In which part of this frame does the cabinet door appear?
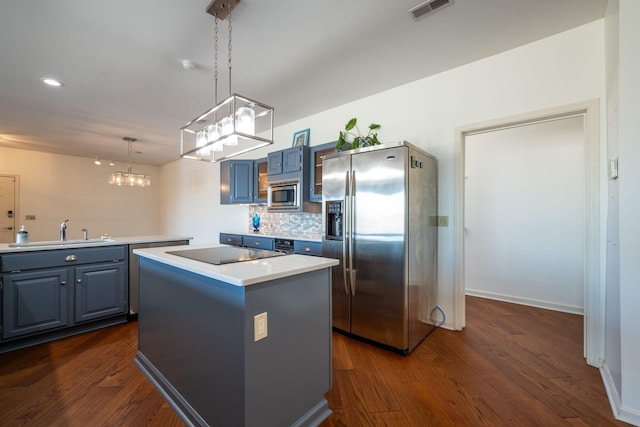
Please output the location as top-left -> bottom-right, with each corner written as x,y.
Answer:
74,262 -> 126,323
282,147 -> 302,173
220,233 -> 242,246
242,236 -> 274,251
2,269 -> 69,339
230,161 -> 254,203
253,158 -> 268,203
267,151 -> 283,175
309,142 -> 337,201
293,240 -> 322,256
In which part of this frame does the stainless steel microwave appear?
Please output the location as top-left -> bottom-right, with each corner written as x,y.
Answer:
267,179 -> 301,211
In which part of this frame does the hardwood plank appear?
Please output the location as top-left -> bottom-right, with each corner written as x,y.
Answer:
0,297 -> 628,426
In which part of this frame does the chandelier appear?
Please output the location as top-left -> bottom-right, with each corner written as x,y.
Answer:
180,0 -> 274,163
109,137 -> 151,187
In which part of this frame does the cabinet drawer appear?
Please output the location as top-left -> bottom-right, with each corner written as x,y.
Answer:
220,233 -> 242,246
1,246 -> 127,272
294,240 -> 322,256
242,236 -> 274,251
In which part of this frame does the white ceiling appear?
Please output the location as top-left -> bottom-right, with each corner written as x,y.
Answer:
0,0 -> 608,166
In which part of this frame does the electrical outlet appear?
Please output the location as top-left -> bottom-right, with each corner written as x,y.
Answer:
254,312 -> 268,342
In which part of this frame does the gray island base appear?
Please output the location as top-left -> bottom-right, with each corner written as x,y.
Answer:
133,246 -> 338,427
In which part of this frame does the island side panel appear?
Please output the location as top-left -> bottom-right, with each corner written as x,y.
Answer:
243,268 -> 333,426
136,257 -> 246,426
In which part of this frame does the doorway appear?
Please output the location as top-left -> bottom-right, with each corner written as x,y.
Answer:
0,175 -> 18,244
453,100 -> 602,367
464,116 -> 585,313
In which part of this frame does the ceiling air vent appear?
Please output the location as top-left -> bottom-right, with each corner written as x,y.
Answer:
409,0 -> 453,20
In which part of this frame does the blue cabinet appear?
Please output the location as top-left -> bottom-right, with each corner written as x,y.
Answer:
220,158 -> 267,204
74,262 -> 126,323
268,146 -> 304,177
220,160 -> 254,204
0,246 -> 128,344
309,142 -> 336,202
253,157 -> 268,203
1,268 -> 69,339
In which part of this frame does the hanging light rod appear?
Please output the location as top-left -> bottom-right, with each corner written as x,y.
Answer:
181,0 -> 274,163
206,0 -> 239,20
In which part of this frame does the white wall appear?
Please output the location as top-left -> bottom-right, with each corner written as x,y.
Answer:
160,20 -> 606,327
617,0 -> 640,419
158,158 -> 247,245
0,147 -> 161,240
464,117 -> 585,313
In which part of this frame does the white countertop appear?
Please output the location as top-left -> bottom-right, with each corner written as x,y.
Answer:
0,235 -> 193,254
134,243 -> 338,287
224,231 -> 322,242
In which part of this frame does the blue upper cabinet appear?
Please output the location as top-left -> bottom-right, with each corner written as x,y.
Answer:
221,159 -> 267,205
268,146 -> 303,177
253,158 -> 268,203
309,142 -> 337,202
220,160 -> 253,204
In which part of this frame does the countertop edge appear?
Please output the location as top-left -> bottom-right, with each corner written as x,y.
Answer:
134,244 -> 338,287
0,235 -> 193,253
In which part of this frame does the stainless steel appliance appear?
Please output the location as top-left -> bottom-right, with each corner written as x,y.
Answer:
267,179 -> 301,211
274,238 -> 295,254
322,141 -> 438,353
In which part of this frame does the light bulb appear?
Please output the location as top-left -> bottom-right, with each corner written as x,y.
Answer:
220,116 -> 238,146
236,107 -> 255,135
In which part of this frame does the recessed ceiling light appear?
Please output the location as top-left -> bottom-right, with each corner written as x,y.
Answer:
41,77 -> 63,87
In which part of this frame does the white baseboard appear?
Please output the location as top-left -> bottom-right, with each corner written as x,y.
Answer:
600,362 -> 640,426
465,289 -> 584,315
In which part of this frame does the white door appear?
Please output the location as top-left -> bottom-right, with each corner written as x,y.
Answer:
0,175 -> 17,244
464,116 -> 585,313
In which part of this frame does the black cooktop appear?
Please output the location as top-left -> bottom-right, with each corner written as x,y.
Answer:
167,246 -> 285,265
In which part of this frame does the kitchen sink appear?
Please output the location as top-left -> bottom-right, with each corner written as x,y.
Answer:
8,239 -> 114,248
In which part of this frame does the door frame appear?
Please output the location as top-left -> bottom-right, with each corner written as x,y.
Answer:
0,174 -> 20,244
453,99 -> 602,367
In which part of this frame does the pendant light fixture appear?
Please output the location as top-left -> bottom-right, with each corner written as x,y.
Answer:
109,137 -> 151,187
180,0 -> 274,162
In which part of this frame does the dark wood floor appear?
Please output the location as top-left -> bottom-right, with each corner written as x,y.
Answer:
0,297 -> 626,426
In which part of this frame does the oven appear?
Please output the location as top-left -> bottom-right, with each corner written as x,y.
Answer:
274,238 -> 295,254
267,179 -> 301,211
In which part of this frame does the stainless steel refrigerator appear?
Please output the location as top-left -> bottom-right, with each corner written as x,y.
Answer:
322,141 -> 437,353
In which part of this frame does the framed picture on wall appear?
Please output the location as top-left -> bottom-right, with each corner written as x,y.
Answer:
292,129 -> 310,147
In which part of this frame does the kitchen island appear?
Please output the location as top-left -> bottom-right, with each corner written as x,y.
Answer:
133,244 -> 339,427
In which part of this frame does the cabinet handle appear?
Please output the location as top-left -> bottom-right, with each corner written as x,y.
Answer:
65,255 -> 77,262
255,242 -> 259,246
227,238 -> 232,242
60,281 -> 66,285
304,247 -> 311,252
77,279 -> 82,284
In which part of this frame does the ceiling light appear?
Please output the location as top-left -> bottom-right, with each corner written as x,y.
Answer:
180,0 -> 274,163
109,137 -> 151,187
108,160 -> 115,166
41,77 -> 62,87
94,156 -> 102,165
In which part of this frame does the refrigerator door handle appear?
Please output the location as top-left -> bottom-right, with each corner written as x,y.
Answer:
349,170 -> 356,296
342,170 -> 350,295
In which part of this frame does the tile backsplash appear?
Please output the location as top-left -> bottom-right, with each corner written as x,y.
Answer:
248,206 -> 322,235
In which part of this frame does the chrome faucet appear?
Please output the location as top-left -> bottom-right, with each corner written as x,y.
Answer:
82,228 -> 88,240
60,219 -> 69,242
